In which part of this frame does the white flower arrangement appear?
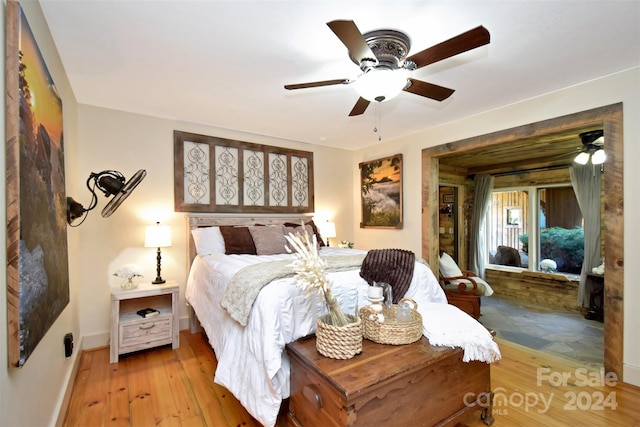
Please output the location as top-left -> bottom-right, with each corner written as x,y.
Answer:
113,264 -> 144,280
540,259 -> 557,273
592,263 -> 605,275
285,226 -> 349,326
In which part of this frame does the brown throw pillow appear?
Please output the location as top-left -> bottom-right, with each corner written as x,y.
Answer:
248,225 -> 287,255
220,226 -> 257,255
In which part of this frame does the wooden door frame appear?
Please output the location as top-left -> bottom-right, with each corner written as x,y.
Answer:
422,103 -> 624,379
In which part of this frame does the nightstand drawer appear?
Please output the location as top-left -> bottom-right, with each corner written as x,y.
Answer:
110,281 -> 180,363
119,317 -> 172,347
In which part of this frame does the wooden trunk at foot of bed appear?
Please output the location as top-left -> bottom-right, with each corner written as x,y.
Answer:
286,336 -> 494,427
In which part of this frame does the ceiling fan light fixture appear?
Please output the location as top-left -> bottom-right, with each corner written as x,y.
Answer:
354,68 -> 408,102
580,130 -> 604,146
574,151 -> 590,165
574,129 -> 605,165
591,149 -> 606,165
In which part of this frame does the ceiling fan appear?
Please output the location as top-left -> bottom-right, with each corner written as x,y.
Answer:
284,20 -> 490,116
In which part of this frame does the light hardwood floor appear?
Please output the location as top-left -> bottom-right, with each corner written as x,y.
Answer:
64,330 -> 640,426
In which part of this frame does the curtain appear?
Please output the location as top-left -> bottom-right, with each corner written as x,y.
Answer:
570,164 -> 602,307
469,174 -> 494,278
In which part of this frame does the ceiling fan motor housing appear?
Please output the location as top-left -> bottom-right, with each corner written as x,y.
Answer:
351,29 -> 413,71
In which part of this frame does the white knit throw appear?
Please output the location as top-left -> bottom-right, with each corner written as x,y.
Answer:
420,302 -> 501,363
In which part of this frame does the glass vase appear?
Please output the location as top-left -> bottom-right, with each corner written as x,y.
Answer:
121,277 -> 139,290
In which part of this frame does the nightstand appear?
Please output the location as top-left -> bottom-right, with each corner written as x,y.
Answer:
110,280 -> 180,363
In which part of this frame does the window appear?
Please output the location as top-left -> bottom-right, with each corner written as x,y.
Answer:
487,186 -> 584,274
487,190 -> 528,267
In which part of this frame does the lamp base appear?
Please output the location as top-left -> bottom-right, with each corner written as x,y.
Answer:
152,247 -> 166,285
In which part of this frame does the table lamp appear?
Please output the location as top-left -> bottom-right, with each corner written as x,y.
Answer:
145,222 -> 172,284
321,221 -> 336,247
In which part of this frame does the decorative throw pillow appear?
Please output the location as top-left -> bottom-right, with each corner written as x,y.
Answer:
220,226 -> 257,255
283,224 -> 315,241
284,221 -> 325,246
191,226 -> 226,256
248,225 -> 288,255
439,252 -> 463,278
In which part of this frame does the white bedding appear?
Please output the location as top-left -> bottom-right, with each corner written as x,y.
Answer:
185,247 -> 447,427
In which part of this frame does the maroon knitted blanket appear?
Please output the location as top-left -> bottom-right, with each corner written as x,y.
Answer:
359,249 -> 415,303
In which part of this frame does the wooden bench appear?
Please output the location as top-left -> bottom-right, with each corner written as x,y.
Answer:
286,336 -> 494,427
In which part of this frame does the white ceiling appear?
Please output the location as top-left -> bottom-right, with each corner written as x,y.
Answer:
39,1 -> 640,151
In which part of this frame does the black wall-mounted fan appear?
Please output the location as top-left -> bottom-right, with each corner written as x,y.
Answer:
284,20 -> 490,116
67,169 -> 146,226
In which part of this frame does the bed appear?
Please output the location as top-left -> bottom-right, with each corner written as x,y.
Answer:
184,214 -> 499,427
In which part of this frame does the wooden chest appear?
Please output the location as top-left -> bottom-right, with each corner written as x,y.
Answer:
286,336 -> 493,427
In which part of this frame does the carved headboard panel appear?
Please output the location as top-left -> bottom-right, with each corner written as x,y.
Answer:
185,213 -> 312,272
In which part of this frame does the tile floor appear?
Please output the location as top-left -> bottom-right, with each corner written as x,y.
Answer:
479,295 -> 604,368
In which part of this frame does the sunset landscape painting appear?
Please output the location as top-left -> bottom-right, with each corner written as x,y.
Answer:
6,2 -> 69,367
359,154 -> 403,228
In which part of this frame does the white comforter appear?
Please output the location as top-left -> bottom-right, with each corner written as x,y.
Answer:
185,247 -> 447,427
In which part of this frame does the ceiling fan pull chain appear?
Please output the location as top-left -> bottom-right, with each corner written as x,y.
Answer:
374,102 -> 382,141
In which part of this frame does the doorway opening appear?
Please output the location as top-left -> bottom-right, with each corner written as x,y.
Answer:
422,103 -> 623,379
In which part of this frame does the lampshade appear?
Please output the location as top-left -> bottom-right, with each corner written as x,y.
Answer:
354,68 -> 408,102
145,223 -> 172,248
320,221 -> 336,239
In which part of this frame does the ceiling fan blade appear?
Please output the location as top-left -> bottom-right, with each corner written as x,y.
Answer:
404,78 -> 455,101
349,97 -> 370,116
406,26 -> 490,69
284,78 -> 352,90
327,20 -> 377,64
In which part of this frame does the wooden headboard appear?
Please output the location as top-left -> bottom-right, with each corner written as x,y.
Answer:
185,213 -> 313,272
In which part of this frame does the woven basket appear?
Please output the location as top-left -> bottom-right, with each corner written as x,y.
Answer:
315,315 -> 363,359
359,298 -> 423,345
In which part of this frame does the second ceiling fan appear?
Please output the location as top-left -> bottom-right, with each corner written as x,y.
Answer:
285,20 -> 490,116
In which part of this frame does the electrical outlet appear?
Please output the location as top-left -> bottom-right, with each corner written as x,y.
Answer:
64,333 -> 73,358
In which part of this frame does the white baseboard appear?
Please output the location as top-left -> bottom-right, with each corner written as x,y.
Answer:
623,363 -> 640,387
54,336 -> 84,427
82,331 -> 109,350
180,314 -> 191,332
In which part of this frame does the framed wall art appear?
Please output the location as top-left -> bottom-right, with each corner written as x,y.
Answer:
174,130 -> 314,213
442,194 -> 454,204
5,1 -> 70,367
506,207 -> 522,227
359,154 -> 403,229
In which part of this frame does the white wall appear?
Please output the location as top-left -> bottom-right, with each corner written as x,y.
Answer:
1,1 -> 82,426
352,68 -> 640,386
1,5 -> 354,424
75,105 -> 355,346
